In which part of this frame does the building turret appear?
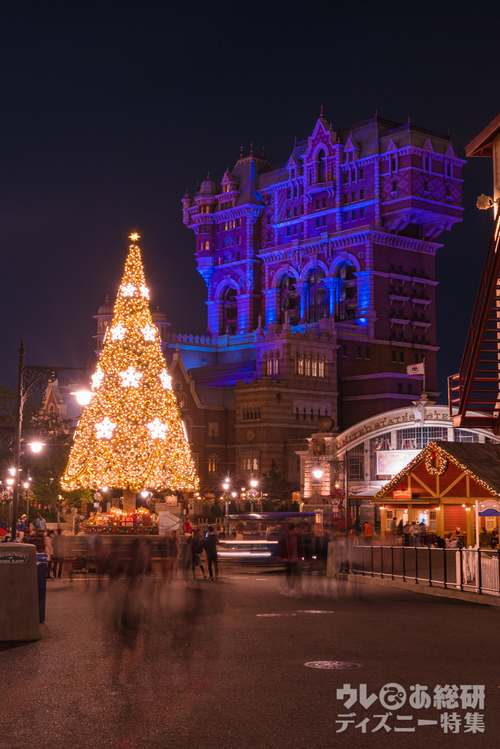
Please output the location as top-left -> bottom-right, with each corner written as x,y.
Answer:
151,306 -> 171,350
93,295 -> 114,357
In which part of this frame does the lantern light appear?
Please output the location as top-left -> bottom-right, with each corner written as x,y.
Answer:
71,389 -> 93,406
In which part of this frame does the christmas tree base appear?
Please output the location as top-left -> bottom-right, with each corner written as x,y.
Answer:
123,488 -> 136,513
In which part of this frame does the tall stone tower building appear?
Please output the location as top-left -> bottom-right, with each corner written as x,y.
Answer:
95,113 -> 464,490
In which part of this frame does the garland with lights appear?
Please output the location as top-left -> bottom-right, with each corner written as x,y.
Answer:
61,234 -> 198,493
375,441 -> 500,498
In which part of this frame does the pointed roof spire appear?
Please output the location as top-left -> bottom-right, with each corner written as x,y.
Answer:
207,171 -> 210,179
183,188 -> 190,199
262,145 -> 266,158
294,135 -> 297,147
375,109 -> 378,118
250,142 -> 255,156
320,105 -> 324,118
239,145 -> 244,159
408,116 -> 411,126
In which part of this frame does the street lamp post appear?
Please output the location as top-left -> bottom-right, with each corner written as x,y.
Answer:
9,341 -> 88,542
23,480 -> 31,527
223,481 -> 230,534
249,478 -> 259,512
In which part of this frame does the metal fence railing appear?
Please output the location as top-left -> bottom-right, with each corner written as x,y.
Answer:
342,545 -> 500,596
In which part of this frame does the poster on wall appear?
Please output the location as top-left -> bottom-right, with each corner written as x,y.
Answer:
376,450 -> 419,477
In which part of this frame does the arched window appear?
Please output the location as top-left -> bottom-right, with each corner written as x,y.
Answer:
279,275 -> 300,324
222,287 -> 238,335
334,261 -> 357,321
296,353 -> 304,375
180,393 -> 188,408
317,149 -> 327,183
208,453 -> 219,473
306,268 -> 328,323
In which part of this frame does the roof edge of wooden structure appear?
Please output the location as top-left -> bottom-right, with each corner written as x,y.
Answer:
465,113 -> 500,158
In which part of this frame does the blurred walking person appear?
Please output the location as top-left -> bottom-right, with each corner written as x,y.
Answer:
280,523 -> 300,595
52,529 -> 65,579
363,521 -> 373,545
191,529 -> 207,579
45,530 -> 55,579
165,530 -> 180,583
203,526 -> 219,581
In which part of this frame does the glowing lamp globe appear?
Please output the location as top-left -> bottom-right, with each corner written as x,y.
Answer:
250,479 -> 258,489
29,442 -> 44,454
312,468 -> 323,480
72,389 -> 93,406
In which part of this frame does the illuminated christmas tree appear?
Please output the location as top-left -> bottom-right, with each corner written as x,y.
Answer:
62,233 -> 198,508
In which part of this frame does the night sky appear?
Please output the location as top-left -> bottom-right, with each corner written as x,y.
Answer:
1,1 -> 497,403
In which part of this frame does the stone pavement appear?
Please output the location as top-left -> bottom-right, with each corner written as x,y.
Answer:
1,571 -> 498,749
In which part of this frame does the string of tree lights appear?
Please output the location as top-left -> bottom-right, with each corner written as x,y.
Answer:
61,234 -> 198,505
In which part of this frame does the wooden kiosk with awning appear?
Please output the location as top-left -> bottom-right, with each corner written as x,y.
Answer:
375,441 -> 500,546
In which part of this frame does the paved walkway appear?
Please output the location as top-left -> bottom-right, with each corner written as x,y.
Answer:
1,572 -> 498,748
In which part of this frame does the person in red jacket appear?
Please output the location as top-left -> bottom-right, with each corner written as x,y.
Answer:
363,522 -> 373,545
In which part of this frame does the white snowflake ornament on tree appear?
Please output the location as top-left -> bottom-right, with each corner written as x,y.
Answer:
111,323 -> 126,341
120,366 -> 143,388
160,369 -> 172,390
140,285 -> 149,299
147,418 -> 168,440
142,324 -> 156,341
92,368 -> 104,390
122,283 -> 135,297
95,417 -> 116,439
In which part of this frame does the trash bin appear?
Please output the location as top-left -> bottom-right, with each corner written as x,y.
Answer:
37,553 -> 48,623
0,542 -> 40,641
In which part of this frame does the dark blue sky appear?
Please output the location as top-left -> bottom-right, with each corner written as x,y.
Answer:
1,1 -> 497,401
